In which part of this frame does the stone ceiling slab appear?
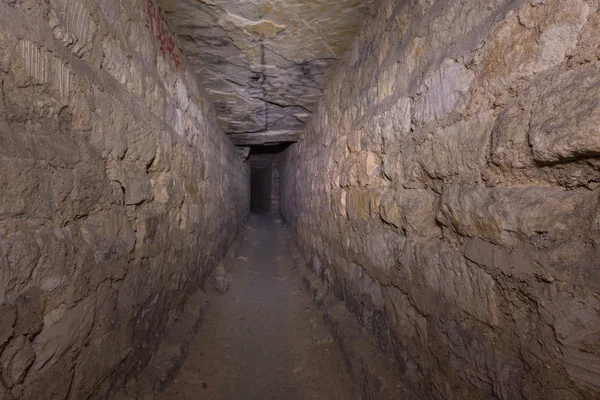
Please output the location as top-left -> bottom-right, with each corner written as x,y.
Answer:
160,0 -> 374,138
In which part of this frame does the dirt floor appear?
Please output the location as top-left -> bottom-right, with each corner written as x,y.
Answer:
156,214 -> 361,400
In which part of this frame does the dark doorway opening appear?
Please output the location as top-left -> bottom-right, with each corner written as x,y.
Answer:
251,165 -> 272,213
248,143 -> 291,214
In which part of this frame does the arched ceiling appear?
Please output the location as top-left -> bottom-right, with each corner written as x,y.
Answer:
159,0 -> 374,145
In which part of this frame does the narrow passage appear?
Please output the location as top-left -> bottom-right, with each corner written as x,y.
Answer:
158,215 -> 361,400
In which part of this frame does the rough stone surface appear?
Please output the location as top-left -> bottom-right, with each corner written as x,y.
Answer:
159,0 -> 374,136
0,1 -> 249,399
530,63 -> 600,163
438,185 -> 597,245
115,289 -> 210,399
213,265 -> 231,294
286,228 -> 419,400
280,0 -> 600,398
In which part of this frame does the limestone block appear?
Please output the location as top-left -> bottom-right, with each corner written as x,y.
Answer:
377,62 -> 398,102
419,111 -> 495,180
0,382 -> 10,400
358,272 -> 384,309
71,161 -> 110,216
465,238 -> 537,278
534,0 -> 589,69
384,286 -> 428,344
530,64 -> 600,163
28,228 -> 76,297
3,232 -> 41,299
331,188 -> 347,217
31,297 -> 95,373
440,319 -> 524,400
481,0 -> 589,92
417,241 -> 498,325
106,162 -> 152,205
22,347 -> 75,400
13,288 -> 43,337
339,156 -> 359,188
382,144 -> 403,182
69,91 -> 93,132
149,132 -> 174,173
359,152 -> 382,186
359,117 -> 384,153
346,188 -> 371,221
380,190 -> 402,228
145,81 -> 167,119
491,101 -> 534,169
214,265 -> 230,294
28,135 -> 81,168
0,335 -> 35,387
16,40 -> 51,86
347,129 -> 362,153
414,59 -> 474,124
570,9 -> 600,64
186,202 -> 202,227
0,131 -> 33,160
379,97 -> 412,149
102,38 -> 138,94
380,189 -> 439,236
540,292 -> 600,391
368,187 -> 383,218
67,328 -> 132,400
400,190 -> 439,237
80,210 -> 136,266
0,305 -> 16,348
48,0 -> 97,58
426,0 -> 512,52
0,158 -> 54,219
133,209 -> 164,259
439,185 -> 598,245
151,172 -> 174,205
125,127 -> 158,167
344,225 -> 403,284
97,0 -> 119,26
90,89 -> 127,160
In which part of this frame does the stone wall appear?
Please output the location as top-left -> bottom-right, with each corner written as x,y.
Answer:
0,0 -> 250,399
270,157 -> 280,215
280,0 -> 600,398
280,144 -> 298,227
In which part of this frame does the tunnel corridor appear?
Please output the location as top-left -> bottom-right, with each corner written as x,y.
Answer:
1,0 -> 600,399
250,167 -> 272,214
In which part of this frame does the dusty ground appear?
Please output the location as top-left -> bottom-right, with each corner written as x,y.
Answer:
157,214 -> 361,400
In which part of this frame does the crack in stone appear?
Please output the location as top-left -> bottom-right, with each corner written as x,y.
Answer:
163,0 -> 371,135
252,97 -> 312,114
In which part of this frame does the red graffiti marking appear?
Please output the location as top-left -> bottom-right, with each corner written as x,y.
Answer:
145,0 -> 182,68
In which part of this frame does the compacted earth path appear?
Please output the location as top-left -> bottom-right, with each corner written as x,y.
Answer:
157,214 -> 361,400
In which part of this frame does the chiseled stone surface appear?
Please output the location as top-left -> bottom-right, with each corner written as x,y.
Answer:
0,0 -> 249,399
281,0 -> 600,398
158,0 -> 374,135
530,63 -> 600,163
